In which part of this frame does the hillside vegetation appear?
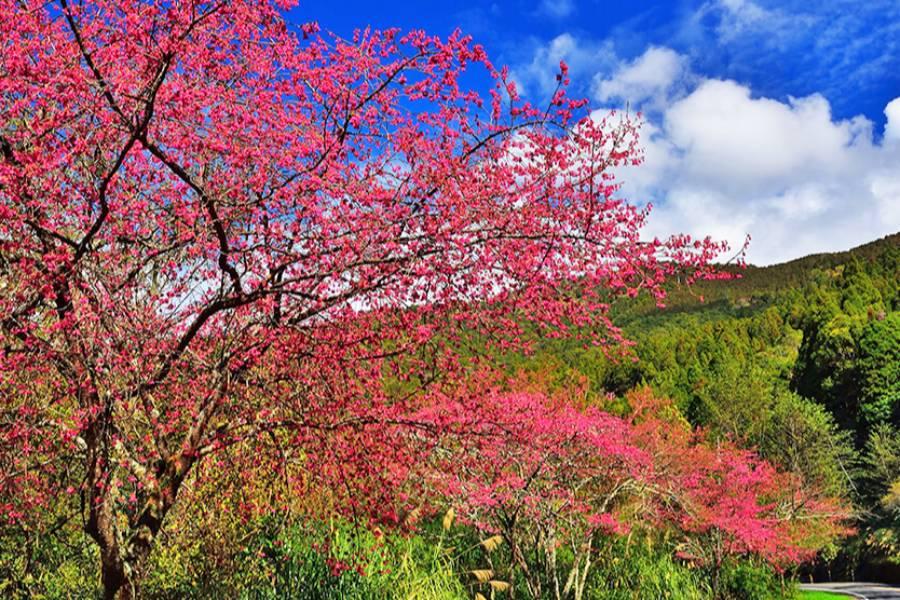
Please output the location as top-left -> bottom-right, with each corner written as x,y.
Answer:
3,233 -> 896,598
521,232 -> 900,582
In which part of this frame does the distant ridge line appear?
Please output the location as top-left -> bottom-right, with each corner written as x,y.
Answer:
743,231 -> 900,271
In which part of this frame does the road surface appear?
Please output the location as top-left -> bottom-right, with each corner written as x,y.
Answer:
800,582 -> 900,599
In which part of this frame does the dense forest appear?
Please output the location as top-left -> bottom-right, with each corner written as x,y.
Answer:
516,232 -> 900,585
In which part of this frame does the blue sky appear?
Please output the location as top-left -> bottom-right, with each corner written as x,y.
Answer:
289,0 -> 900,264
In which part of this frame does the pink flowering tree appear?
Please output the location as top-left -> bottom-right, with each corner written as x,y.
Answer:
662,442 -> 850,594
626,389 -> 852,596
431,388 -> 648,600
424,383 -> 850,600
0,1 -> 726,597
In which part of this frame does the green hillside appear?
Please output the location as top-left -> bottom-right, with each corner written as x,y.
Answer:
524,232 -> 900,582
614,232 -> 900,327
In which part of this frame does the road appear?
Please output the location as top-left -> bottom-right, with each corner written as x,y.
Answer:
800,582 -> 900,599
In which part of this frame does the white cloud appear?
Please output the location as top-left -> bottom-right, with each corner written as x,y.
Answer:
537,0 -> 574,19
663,81 -> 874,193
588,47 -> 900,265
512,36 -> 900,264
884,97 -> 900,143
593,47 -> 691,111
870,173 -> 900,226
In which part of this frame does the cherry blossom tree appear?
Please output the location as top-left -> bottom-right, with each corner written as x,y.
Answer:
426,383 -> 849,600
0,1 -> 726,597
626,389 -> 852,597
442,392 -> 645,600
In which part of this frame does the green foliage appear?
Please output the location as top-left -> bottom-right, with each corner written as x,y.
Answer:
857,313 -> 900,427
586,536 -> 708,600
717,560 -> 794,600
858,424 -> 900,565
237,522 -> 388,600
759,393 -> 857,498
792,245 -> 900,441
0,504 -> 100,599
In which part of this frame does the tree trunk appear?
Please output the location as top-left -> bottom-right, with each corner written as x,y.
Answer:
82,376 -> 221,597
574,536 -> 593,600
101,562 -> 133,600
85,425 -> 188,599
96,491 -> 169,599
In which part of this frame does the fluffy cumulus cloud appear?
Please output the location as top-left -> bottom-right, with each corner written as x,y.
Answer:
885,98 -> 900,143
590,48 -> 900,264
593,47 -> 692,111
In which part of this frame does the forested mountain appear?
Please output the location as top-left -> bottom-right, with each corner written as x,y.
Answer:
518,232 -> 900,583
614,232 -> 900,323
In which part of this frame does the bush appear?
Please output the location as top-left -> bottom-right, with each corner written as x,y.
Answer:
717,561 -> 795,600
586,536 -> 708,600
237,521 -> 467,600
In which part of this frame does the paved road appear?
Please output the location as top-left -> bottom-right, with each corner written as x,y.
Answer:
801,582 -> 900,599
